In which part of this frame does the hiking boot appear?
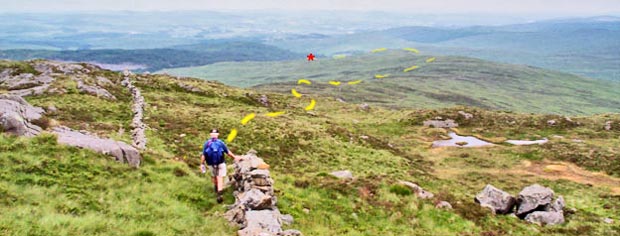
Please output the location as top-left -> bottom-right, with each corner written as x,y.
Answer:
216,191 -> 223,203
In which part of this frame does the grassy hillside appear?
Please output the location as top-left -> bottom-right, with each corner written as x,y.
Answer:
266,19 -> 620,81
160,50 -> 620,115
2,60 -> 620,235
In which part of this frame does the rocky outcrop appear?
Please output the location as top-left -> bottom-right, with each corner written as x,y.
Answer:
604,121 -> 612,131
359,103 -> 370,111
475,184 -> 516,214
399,180 -> 435,199
178,82 -> 202,93
1,67 -> 54,97
259,95 -> 269,107
475,184 -> 565,226
76,80 -> 116,100
122,72 -> 147,150
0,72 -> 54,90
0,94 -> 140,167
458,111 -> 473,120
225,150 -> 301,236
0,94 -> 44,136
436,201 -> 453,209
423,119 -> 458,128
330,170 -> 353,180
53,126 -> 141,167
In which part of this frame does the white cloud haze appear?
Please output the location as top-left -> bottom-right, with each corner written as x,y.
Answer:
2,0 -> 620,16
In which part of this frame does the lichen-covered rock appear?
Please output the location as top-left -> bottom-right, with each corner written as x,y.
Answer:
436,201 -> 453,209
524,211 -> 565,226
399,180 -> 434,199
604,121 -> 612,131
330,170 -> 353,180
8,84 -> 51,97
458,111 -> 474,120
0,95 -> 45,136
76,80 -> 116,100
0,72 -> 54,89
423,119 -> 458,128
239,188 -> 275,210
546,195 -> 565,213
53,126 -> 141,167
279,214 -> 294,225
238,209 -> 282,236
516,184 -> 554,218
259,95 -> 269,107
278,229 -> 303,236
359,103 -> 370,111
475,184 -> 516,214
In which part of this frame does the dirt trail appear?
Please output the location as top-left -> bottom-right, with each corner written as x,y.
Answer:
519,160 -> 620,195
435,159 -> 620,195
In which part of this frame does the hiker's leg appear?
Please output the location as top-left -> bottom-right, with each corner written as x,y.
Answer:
211,176 -> 218,193
216,163 -> 226,192
216,176 -> 224,192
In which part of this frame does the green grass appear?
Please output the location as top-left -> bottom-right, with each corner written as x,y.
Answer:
160,50 -> 620,115
2,60 -> 620,235
0,134 -> 235,236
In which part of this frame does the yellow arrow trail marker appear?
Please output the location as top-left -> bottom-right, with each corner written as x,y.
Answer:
297,79 -> 311,85
241,113 -> 256,125
328,81 -> 341,86
265,111 -> 285,117
403,65 -> 419,72
333,54 -> 347,59
426,57 -> 436,63
371,48 -> 387,53
226,128 -> 238,143
374,74 -> 390,79
403,47 -> 419,53
347,80 -> 362,85
291,89 -> 302,98
305,99 -> 316,111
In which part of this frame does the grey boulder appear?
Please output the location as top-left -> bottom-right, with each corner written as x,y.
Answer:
53,126 -> 141,167
475,184 -> 516,214
330,170 -> 353,180
524,211 -> 565,226
516,184 -> 554,218
0,95 -> 45,136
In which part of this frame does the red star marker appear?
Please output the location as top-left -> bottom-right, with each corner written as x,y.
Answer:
307,53 -> 315,61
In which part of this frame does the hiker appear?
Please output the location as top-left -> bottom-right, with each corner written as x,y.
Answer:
200,129 -> 240,203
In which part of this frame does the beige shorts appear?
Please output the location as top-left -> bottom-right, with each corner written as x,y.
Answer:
208,163 -> 227,177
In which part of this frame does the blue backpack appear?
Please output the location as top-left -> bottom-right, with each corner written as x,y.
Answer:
203,139 -> 225,165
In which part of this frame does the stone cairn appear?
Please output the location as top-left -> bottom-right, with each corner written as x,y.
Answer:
225,150 -> 302,236
122,70 -> 147,150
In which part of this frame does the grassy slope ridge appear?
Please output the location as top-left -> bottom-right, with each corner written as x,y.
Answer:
1,60 -> 620,235
160,50 -> 620,115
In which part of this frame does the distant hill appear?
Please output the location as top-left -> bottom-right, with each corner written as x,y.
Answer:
0,41 -> 304,72
266,17 -> 620,81
161,50 -> 620,115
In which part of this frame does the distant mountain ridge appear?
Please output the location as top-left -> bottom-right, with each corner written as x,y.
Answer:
266,17 -> 620,81
0,41 -> 304,72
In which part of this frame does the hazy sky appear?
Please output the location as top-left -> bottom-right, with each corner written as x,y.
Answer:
2,0 -> 620,16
